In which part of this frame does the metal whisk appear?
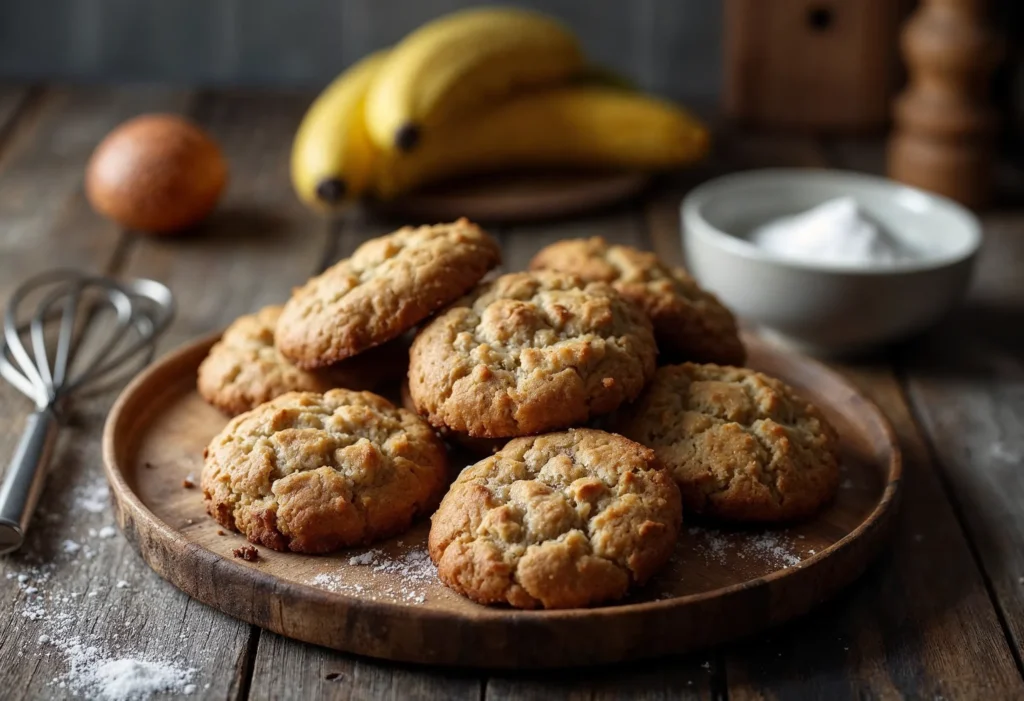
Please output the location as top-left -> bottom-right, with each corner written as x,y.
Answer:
0,269 -> 174,554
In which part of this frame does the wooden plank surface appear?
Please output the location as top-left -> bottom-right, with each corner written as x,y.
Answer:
725,363 -> 1024,699
0,86 -> 229,700
249,632 -> 482,701
485,656 -> 721,701
829,136 -> 1024,667
118,91 -> 331,342
112,91 -> 333,700
900,213 -> 1024,663
649,134 -> 1024,699
0,87 -> 188,299
1,85 -> 1022,700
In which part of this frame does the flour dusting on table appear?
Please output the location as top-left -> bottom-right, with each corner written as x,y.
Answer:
53,639 -> 196,700
72,476 -> 111,514
4,472 -> 204,700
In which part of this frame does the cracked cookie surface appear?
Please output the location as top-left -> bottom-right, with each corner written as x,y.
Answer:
202,389 -> 448,553
613,363 -> 839,522
277,218 -> 500,369
428,428 -> 681,609
408,270 -> 657,438
400,379 -> 505,457
197,305 -> 406,416
530,237 -> 745,365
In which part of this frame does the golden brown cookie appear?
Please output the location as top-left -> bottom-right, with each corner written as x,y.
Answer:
197,306 -> 408,416
202,389 -> 448,553
613,363 -> 839,522
428,428 -> 681,609
529,237 -> 745,365
408,270 -> 657,438
399,380 -> 504,457
276,219 -> 500,369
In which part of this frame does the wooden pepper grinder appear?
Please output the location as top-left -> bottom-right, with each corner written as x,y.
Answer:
888,0 -> 1003,208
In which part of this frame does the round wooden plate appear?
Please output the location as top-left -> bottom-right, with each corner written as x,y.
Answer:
369,171 -> 651,223
102,333 -> 901,669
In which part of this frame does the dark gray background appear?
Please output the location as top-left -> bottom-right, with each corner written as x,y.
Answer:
0,0 -> 722,102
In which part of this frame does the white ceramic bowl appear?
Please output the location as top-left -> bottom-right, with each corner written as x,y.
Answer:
682,169 -> 982,356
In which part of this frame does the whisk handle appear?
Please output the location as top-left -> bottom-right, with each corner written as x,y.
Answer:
0,409 -> 59,554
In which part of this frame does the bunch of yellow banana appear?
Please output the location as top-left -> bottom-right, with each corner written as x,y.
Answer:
291,6 -> 708,210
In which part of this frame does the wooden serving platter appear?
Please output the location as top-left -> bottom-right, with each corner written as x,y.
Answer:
102,333 -> 901,669
371,170 -> 651,223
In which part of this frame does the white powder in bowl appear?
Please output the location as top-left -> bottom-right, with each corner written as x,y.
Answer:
750,197 -> 920,267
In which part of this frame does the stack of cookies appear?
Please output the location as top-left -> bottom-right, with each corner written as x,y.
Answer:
198,218 -> 840,610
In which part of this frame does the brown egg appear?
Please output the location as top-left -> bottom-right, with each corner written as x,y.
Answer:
86,114 -> 228,234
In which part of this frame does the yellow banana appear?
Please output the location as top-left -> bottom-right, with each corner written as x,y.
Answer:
364,7 -> 585,153
291,51 -> 386,210
373,87 -> 710,199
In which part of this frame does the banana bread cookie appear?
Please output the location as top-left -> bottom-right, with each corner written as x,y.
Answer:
277,218 -> 500,369
202,389 -> 448,553
613,363 -> 839,522
530,237 -> 745,365
428,428 -> 681,609
400,380 -> 504,456
408,270 -> 657,438
198,305 -> 407,416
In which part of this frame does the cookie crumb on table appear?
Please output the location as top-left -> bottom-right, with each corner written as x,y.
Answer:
233,545 -> 259,561
182,478 -> 195,489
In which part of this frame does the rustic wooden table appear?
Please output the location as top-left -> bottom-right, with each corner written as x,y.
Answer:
1,85 -> 1022,700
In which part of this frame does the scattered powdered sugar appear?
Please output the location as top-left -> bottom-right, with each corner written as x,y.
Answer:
73,477 -> 110,514
56,639 -> 196,700
990,441 -> 1020,463
4,474 -> 202,700
688,527 -> 804,569
311,547 -> 437,604
744,532 -> 803,567
6,563 -> 198,699
689,528 -> 730,563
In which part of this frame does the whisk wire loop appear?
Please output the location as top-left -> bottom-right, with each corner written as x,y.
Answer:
0,268 -> 174,552
2,269 -> 173,409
